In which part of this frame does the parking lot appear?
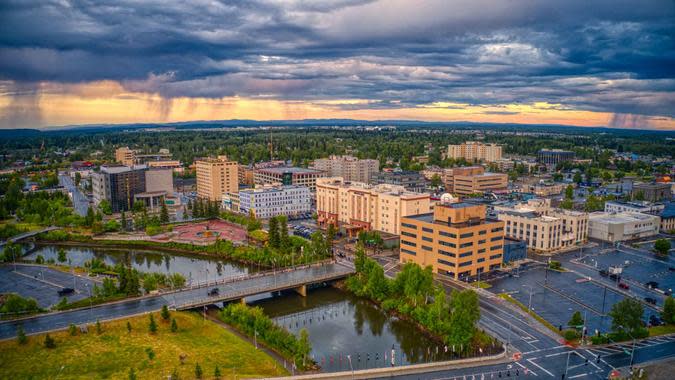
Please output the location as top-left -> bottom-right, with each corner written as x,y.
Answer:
488,263 -> 662,334
0,264 -> 99,308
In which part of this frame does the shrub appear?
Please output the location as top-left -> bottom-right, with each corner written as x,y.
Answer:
549,261 -> 562,270
44,334 -> 56,349
69,324 -> 77,336
127,321 -> 132,333
145,225 -> 163,236
161,305 -> 170,321
563,329 -> 579,341
195,363 -> 203,379
214,365 -> 221,379
17,326 -> 27,345
146,347 -> 155,360
96,319 -> 102,334
171,318 -> 178,333
149,314 -> 158,334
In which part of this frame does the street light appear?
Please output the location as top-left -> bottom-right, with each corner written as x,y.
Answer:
618,325 -> 636,369
522,284 -> 534,311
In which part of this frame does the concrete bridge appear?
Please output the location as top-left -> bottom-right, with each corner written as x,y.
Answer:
0,226 -> 60,248
168,261 -> 355,310
0,261 -> 354,340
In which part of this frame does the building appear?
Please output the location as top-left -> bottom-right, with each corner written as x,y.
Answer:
135,168 -> 175,209
503,237 -> 527,264
196,156 -> 239,201
588,212 -> 660,242
447,141 -> 503,163
496,198 -> 588,253
526,183 -> 565,197
443,166 -> 507,195
399,200 -> 505,281
604,200 -> 665,215
632,182 -> 672,202
311,155 -> 379,183
659,203 -> 675,233
495,158 -> 515,172
238,185 -> 311,219
316,177 -> 430,236
92,165 -> 146,212
371,170 -> 428,193
147,160 -> 183,173
115,147 -> 136,167
254,166 -> 324,192
537,149 -> 575,167
238,164 -> 256,186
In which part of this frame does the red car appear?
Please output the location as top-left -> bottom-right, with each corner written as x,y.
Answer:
618,283 -> 629,290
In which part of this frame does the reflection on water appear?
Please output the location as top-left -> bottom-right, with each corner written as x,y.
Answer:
25,245 -> 253,284
251,287 -> 454,372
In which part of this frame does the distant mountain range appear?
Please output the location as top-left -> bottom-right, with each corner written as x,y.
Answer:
0,119 -> 673,137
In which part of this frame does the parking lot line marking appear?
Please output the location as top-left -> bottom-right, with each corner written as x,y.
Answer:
526,358 -> 554,377
545,351 -> 569,358
569,373 -> 588,379
515,361 -> 538,376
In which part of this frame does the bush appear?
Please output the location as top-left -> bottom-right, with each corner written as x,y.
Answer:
549,261 -> 562,270
161,305 -> 170,321
590,334 -> 609,345
44,334 -> 56,349
146,347 -> 155,360
563,329 -> 579,341
195,363 -> 203,379
171,318 -> 178,333
69,324 -> 77,336
149,314 -> 158,334
145,225 -> 163,236
17,326 -> 27,345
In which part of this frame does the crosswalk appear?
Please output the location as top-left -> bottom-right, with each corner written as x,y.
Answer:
585,334 -> 675,356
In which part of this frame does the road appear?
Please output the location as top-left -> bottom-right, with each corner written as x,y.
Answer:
59,173 -> 90,216
0,262 -> 353,340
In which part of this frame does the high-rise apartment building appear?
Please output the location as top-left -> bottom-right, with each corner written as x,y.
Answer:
447,141 -> 502,163
196,155 -> 239,201
399,201 -> 505,280
316,177 -> 430,235
238,185 -> 311,219
311,155 -> 379,183
537,149 -> 575,166
371,170 -> 428,193
495,199 -> 588,253
115,147 -> 137,166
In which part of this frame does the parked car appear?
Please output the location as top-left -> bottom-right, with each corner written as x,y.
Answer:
598,269 -> 608,277
645,281 -> 659,289
208,288 -> 219,296
57,287 -> 75,296
649,315 -> 664,326
618,283 -> 629,290
644,297 -> 657,305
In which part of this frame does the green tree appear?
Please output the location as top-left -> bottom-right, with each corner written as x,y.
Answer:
57,248 -> 68,263
161,305 -> 170,321
99,200 -> 113,215
17,325 -> 27,345
74,172 -> 82,187
85,206 -> 95,227
278,215 -> 289,251
565,185 -> 574,200
126,321 -> 132,333
560,199 -> 574,210
609,298 -> 644,336
195,363 -> 203,379
448,289 -> 480,348
69,323 -> 77,336
632,190 -> 645,201
44,334 -> 56,349
431,174 -> 442,188
662,297 -> 675,324
145,347 -> 155,360
160,201 -> 170,224
573,172 -> 583,184
121,210 -> 128,230
96,319 -> 102,334
171,318 -> 178,333
654,239 -> 671,256
148,314 -> 158,334
214,365 -> 221,379
128,368 -> 137,380
568,311 -> 584,329
296,328 -> 311,368
268,216 -> 280,249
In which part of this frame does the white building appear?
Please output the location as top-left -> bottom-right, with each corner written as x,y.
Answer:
238,185 -> 311,219
604,200 -> 665,215
311,155 -> 379,183
588,212 -> 660,243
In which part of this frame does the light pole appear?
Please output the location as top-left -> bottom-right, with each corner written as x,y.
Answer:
254,329 -> 258,349
347,354 -> 354,379
523,284 -> 534,311
618,325 -> 636,369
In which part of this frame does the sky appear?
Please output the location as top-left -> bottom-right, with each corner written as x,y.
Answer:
0,0 -> 674,130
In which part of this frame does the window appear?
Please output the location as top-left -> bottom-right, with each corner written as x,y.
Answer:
460,232 -> 474,238
401,231 -> 416,238
439,240 -> 456,248
438,250 -> 456,258
422,227 -> 433,233
401,248 -> 416,256
491,236 -> 503,241
438,259 -> 456,267
478,230 -> 487,235
422,245 -> 432,251
490,245 -> 501,251
459,260 -> 473,267
401,240 -> 417,247
490,254 -> 502,260
440,231 -> 457,238
402,223 -> 417,229
477,258 -> 485,263
491,227 -> 504,233
422,236 -> 433,243
460,242 -> 473,248
478,239 -> 486,244
459,251 -> 473,258
477,248 -> 486,253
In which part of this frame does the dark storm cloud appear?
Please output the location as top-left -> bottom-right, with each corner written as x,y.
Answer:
0,0 -> 674,117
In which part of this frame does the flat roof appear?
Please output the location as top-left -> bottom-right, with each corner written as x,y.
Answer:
258,166 -> 323,174
661,203 -> 675,219
590,212 -> 658,224
403,212 -> 500,227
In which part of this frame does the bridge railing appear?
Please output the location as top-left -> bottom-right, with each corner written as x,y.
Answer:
174,269 -> 353,310
164,259 -> 348,295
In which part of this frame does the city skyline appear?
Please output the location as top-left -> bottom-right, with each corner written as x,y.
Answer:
1,0 -> 674,130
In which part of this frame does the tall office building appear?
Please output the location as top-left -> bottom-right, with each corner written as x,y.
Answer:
311,155 -> 380,183
92,165 -> 146,212
371,170 -> 428,193
442,166 -> 507,195
447,142 -> 502,163
537,149 -> 575,166
316,177 -> 430,236
399,200 -> 505,281
196,156 -> 239,201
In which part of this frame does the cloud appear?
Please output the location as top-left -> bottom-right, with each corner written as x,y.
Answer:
0,0 -> 674,125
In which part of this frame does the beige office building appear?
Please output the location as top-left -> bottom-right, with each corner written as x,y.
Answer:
316,177 -> 430,236
399,201 -> 505,280
447,142 -> 503,163
311,155 -> 379,183
496,199 -> 588,253
147,160 -> 183,173
588,212 -> 660,242
115,147 -> 137,166
196,155 -> 239,201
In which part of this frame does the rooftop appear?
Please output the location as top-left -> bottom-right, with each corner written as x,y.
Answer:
589,212 -> 659,224
257,166 -> 323,175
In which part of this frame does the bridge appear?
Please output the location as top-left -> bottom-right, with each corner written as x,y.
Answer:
0,261 -> 354,340
0,226 -> 60,248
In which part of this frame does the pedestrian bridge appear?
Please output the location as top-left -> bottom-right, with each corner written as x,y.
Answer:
169,261 -> 355,310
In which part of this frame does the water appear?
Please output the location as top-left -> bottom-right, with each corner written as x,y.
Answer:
25,245 -> 254,284
251,287 -> 455,372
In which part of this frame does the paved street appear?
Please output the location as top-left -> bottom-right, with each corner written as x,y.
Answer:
59,173 -> 90,216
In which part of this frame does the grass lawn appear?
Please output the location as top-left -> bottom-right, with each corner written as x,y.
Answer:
0,311 -> 288,379
649,324 -> 675,337
471,281 -> 492,289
